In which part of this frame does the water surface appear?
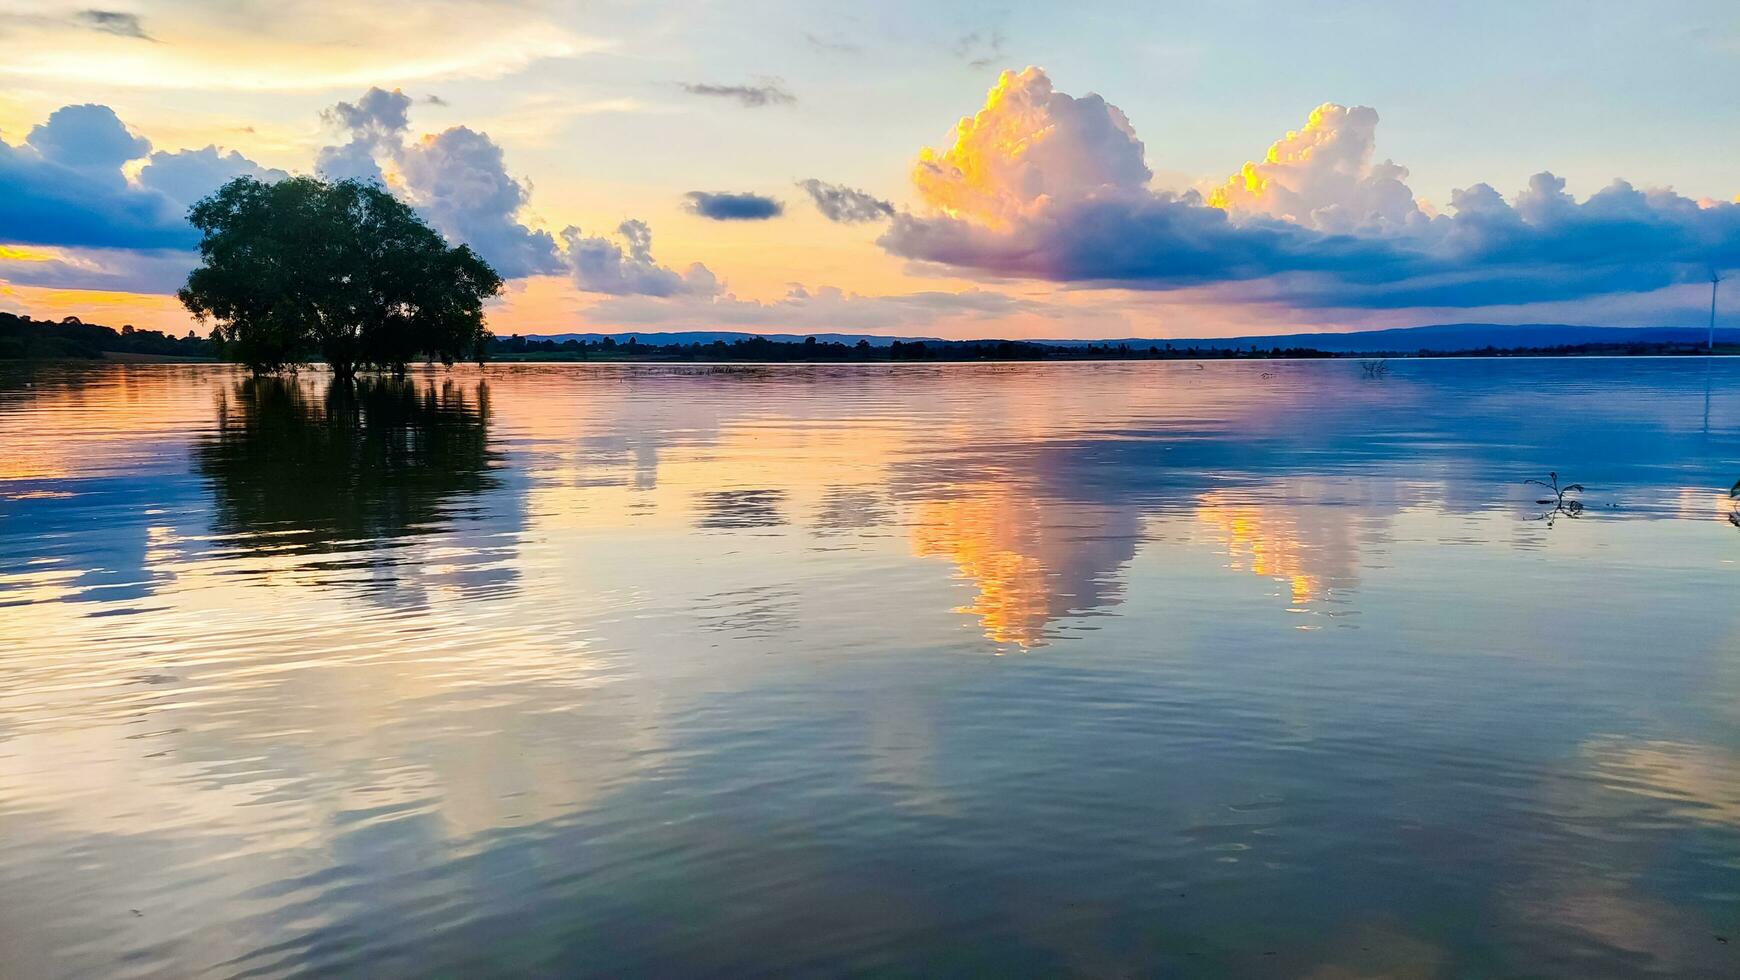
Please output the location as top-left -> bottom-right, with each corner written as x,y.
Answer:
1,359 -> 1737,978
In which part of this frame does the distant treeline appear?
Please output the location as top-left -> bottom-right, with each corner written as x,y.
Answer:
4,310 -> 1734,364
0,311 -> 215,361
488,335 -> 1341,361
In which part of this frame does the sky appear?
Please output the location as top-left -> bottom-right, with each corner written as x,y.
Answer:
2,0 -> 1739,340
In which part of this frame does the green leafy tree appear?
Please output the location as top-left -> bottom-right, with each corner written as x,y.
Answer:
178,175 -> 502,378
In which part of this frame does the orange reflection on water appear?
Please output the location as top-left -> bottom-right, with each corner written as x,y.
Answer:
912,488 -> 1052,647
912,485 -> 1138,648
1195,489 -> 1361,609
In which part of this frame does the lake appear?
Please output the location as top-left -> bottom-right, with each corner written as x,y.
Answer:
1,359 -> 1736,978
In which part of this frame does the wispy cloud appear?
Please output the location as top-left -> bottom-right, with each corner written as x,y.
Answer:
680,81 -> 795,108
953,28 -> 1005,70
803,32 -> 861,55
798,179 -> 894,223
75,10 -> 154,41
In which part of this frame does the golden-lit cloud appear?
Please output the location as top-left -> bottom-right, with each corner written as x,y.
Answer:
1207,103 -> 1423,233
909,66 -> 1150,228
884,68 -> 1740,314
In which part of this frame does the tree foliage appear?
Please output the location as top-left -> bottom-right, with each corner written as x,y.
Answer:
178,175 -> 503,377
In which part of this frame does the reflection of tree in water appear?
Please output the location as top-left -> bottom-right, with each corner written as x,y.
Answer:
197,375 -> 497,554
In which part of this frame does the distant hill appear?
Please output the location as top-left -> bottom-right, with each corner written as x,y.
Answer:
526,330 -> 943,348
522,323 -> 1737,354
1038,323 -> 1740,353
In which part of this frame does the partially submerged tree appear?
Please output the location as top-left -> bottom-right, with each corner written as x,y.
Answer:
179,175 -> 503,378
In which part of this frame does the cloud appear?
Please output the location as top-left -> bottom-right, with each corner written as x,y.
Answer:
0,245 -> 195,294
905,67 -> 1150,228
0,5 -> 606,91
75,10 -> 153,41
315,86 -> 412,183
561,220 -> 718,297
683,191 -> 784,221
397,126 -> 562,277
1208,103 -> 1423,234
798,179 -> 894,223
26,103 -> 150,176
137,146 -> 289,214
881,68 -> 1740,309
680,82 -> 795,107
316,88 -> 561,277
803,32 -> 860,55
953,29 -> 1006,70
0,103 -> 275,251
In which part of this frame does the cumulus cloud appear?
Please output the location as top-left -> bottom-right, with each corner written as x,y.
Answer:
683,191 -> 784,221
0,103 -> 276,251
397,126 -> 562,277
315,86 -> 412,183
137,146 -> 289,213
1208,103 -> 1423,234
906,67 -> 1150,228
798,179 -> 894,223
26,103 -> 150,177
561,220 -> 718,297
680,82 -> 795,107
315,87 -> 561,277
881,68 -> 1740,309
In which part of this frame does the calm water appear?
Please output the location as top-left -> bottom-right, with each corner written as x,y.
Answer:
1,359 -> 1737,978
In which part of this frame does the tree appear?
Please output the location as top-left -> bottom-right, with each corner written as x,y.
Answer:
178,175 -> 503,378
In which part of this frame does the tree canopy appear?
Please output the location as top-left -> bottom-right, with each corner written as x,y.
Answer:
178,175 -> 503,377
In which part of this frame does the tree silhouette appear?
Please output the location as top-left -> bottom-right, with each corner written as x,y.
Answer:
178,176 -> 502,378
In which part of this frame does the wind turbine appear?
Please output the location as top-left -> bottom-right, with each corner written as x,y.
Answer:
1712,271 -> 1723,351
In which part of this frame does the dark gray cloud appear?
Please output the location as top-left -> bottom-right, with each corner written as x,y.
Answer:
76,10 -> 152,40
684,191 -> 784,221
798,179 -> 894,223
680,82 -> 795,108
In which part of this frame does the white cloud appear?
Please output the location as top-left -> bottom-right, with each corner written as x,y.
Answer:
560,220 -> 717,297
1208,103 -> 1424,233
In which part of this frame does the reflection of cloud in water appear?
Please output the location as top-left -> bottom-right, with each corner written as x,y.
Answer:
1584,737 -> 1740,827
911,485 -> 1139,648
694,489 -> 787,529
1194,489 -> 1365,611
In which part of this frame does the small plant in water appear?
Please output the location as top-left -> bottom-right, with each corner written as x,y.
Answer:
1527,471 -> 1585,524
1359,359 -> 1388,378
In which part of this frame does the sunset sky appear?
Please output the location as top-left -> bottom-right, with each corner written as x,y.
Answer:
3,0 -> 1739,339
